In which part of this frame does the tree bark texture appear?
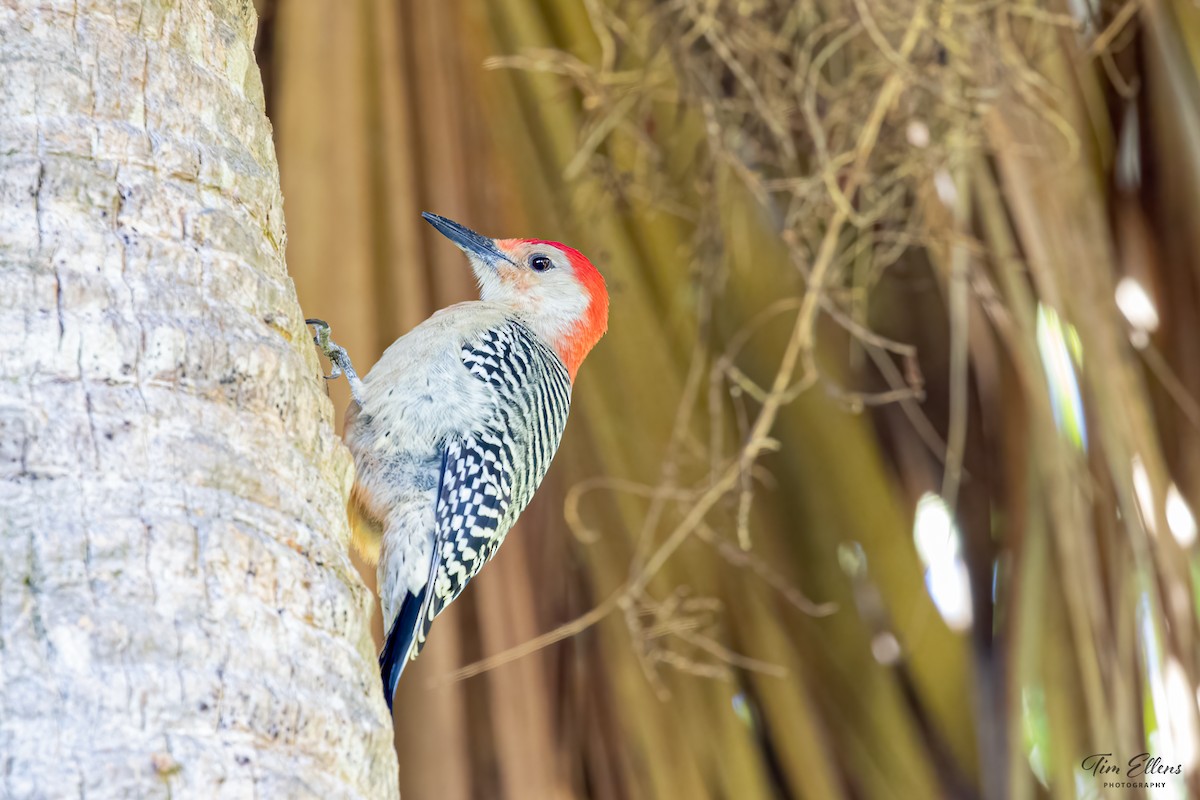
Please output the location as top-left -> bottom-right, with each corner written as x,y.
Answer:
0,2 -> 398,798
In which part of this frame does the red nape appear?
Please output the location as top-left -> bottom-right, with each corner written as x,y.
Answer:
523,239 -> 609,380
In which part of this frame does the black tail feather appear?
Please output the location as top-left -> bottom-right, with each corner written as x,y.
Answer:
379,589 -> 425,712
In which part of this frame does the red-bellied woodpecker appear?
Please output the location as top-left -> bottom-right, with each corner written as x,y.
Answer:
309,213 -> 608,710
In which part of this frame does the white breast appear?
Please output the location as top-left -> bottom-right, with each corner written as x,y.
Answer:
349,301 -> 514,625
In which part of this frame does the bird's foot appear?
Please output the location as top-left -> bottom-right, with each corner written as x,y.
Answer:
306,318 -> 347,379
306,318 -> 366,404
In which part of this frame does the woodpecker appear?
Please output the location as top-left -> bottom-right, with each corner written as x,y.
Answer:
309,213 -> 608,710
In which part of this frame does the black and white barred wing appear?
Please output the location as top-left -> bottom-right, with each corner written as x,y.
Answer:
420,323 -> 571,642
385,322 -> 572,679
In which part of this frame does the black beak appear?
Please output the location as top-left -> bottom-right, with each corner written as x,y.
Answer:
421,212 -> 511,265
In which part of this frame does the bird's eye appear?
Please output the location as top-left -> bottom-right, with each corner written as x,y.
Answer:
529,254 -> 553,272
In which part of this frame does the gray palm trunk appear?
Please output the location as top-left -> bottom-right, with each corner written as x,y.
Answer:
0,2 -> 397,797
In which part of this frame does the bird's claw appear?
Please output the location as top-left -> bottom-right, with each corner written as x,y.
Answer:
307,318 -> 340,356
307,318 -> 345,380
305,318 -> 366,405
307,317 -> 330,346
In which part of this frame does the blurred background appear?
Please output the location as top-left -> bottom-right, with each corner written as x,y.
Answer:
253,1 -> 1200,798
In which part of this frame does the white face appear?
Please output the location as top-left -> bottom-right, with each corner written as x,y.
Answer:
468,241 -> 590,346
420,214 -> 595,349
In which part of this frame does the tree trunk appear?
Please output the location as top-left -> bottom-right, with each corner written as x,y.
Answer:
0,2 -> 397,798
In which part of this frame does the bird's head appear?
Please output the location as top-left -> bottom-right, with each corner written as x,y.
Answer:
422,212 -> 608,380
